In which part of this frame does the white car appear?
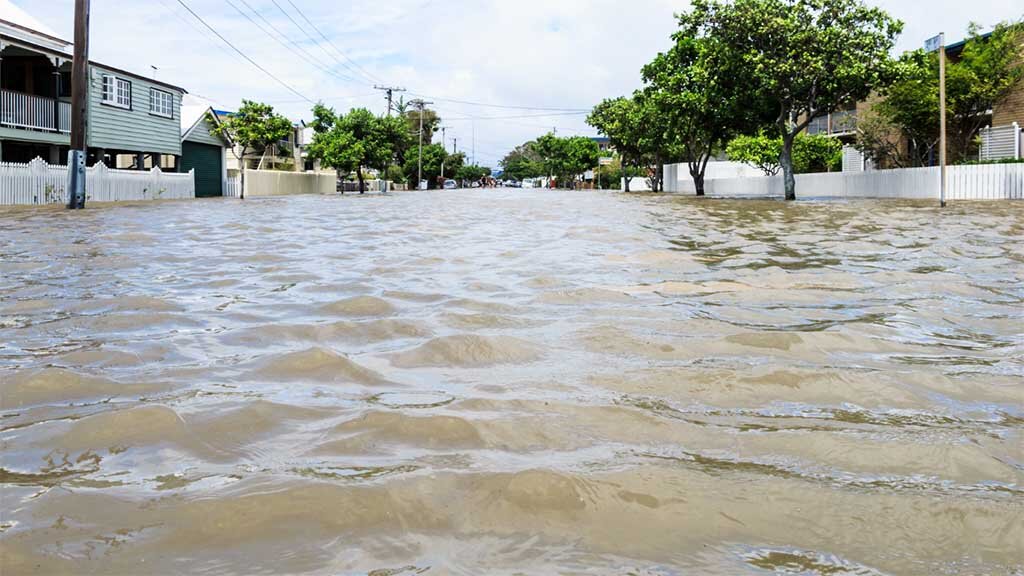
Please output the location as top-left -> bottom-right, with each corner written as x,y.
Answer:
443,179 -> 457,190
522,179 -> 536,189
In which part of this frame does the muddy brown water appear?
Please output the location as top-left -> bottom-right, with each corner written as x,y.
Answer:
0,190 -> 1022,575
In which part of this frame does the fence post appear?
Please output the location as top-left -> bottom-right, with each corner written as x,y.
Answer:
28,156 -> 46,204
189,168 -> 196,198
1015,122 -> 1021,160
92,161 -> 107,202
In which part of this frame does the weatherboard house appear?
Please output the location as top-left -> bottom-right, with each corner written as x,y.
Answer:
0,0 -> 186,170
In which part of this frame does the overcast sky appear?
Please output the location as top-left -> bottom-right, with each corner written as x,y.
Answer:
26,0 -> 1024,166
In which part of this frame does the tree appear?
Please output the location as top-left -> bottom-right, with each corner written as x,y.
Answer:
533,133 -> 600,189
856,22 -> 1024,167
640,10 -> 772,196
212,100 -> 293,199
402,144 -> 463,188
562,136 -> 601,187
587,98 -> 650,192
500,141 -> 545,181
727,132 -> 842,175
307,105 -> 404,194
404,107 -> 440,146
456,164 -> 491,183
696,0 -> 901,199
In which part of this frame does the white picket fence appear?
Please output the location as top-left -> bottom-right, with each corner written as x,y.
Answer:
225,175 -> 241,198
0,157 -> 195,206
665,162 -> 1024,200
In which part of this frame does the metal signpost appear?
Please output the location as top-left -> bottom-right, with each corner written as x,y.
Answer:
926,33 -> 947,208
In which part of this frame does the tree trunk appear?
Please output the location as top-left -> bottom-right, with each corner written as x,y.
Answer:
780,133 -> 797,201
623,175 -> 631,193
240,166 -> 246,201
357,166 -> 365,194
692,172 -> 705,196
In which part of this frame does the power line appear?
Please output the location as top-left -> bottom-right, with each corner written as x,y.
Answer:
442,110 -> 590,121
267,0 -> 376,86
173,0 -> 313,103
222,0 -> 362,86
282,0 -> 383,85
407,92 -> 590,112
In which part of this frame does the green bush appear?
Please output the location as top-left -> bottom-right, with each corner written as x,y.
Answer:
957,157 -> 1024,165
726,132 -> 842,175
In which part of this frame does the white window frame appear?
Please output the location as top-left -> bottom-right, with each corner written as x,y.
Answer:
149,88 -> 173,118
101,74 -> 132,109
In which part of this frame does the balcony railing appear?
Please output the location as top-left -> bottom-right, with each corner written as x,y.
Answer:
1,89 -> 71,134
830,110 -> 857,134
807,115 -> 830,135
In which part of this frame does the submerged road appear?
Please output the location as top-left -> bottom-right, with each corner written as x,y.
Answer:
1,189 -> 1022,574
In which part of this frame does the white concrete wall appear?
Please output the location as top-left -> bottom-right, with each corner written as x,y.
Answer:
666,163 -> 1024,200
665,161 -> 769,192
244,169 -> 335,197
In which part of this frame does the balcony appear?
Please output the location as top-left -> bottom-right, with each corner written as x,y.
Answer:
1,89 -> 71,134
830,110 -> 857,135
807,115 -> 830,135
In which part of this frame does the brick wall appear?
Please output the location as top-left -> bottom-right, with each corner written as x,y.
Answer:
992,42 -> 1024,127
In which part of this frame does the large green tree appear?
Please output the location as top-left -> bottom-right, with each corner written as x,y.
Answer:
307,105 -> 406,193
500,141 -> 545,181
640,9 -> 771,195
856,22 -> 1024,167
534,133 -> 600,188
727,132 -> 842,175
696,0 -> 901,199
402,144 -> 464,188
212,100 -> 293,199
587,97 -> 653,192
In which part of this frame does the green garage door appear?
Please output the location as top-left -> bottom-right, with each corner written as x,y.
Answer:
181,141 -> 223,198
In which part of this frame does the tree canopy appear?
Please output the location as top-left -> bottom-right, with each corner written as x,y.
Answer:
213,100 -> 293,160
727,132 -> 842,176
856,22 -> 1024,167
694,0 -> 902,199
500,142 -> 545,181
534,133 -> 601,188
307,104 -> 408,193
211,100 -> 293,199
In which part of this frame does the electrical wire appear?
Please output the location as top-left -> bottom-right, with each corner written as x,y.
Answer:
173,0 -> 313,103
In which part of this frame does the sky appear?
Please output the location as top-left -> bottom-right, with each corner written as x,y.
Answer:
23,0 -> 1024,167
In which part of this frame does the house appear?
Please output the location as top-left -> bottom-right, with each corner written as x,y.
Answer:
180,100 -> 231,197
807,29 -> 1024,164
0,0 -> 186,168
213,110 -> 320,174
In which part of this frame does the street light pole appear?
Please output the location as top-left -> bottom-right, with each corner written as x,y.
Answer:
411,99 -> 432,190
939,34 -> 947,208
67,0 -> 90,210
926,32 -> 947,208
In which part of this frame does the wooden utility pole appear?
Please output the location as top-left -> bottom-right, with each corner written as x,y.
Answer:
67,0 -> 90,209
374,85 -> 406,117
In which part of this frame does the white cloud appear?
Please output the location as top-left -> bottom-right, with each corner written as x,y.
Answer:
19,0 -> 1023,165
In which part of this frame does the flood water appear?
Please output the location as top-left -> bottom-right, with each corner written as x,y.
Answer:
1,189 -> 1022,575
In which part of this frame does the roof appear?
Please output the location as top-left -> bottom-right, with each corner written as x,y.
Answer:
0,3 -> 187,93
944,31 -> 993,57
181,97 -> 230,145
0,0 -> 63,41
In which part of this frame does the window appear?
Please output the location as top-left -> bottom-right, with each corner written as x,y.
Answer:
101,75 -> 132,109
150,88 -> 173,118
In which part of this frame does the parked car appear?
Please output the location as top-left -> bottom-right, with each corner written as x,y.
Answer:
443,179 -> 457,190
522,179 -> 536,189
